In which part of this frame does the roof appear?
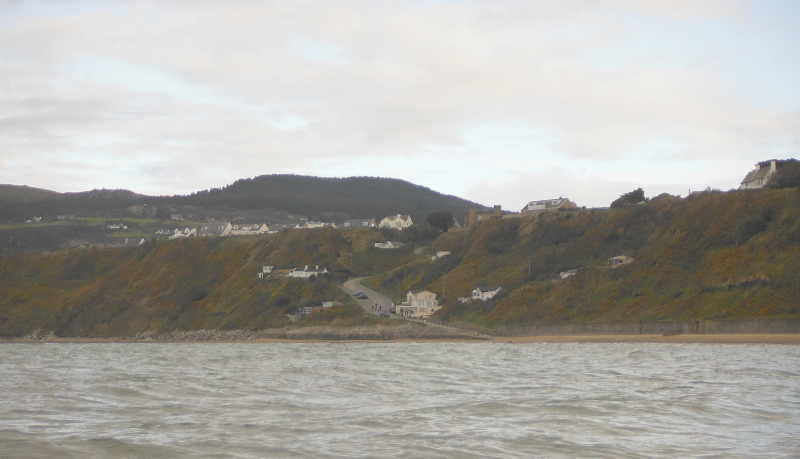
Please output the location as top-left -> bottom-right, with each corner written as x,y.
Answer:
740,167 -> 772,184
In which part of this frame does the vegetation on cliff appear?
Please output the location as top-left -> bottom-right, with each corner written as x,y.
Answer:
0,228 -> 406,338
368,188 -> 800,328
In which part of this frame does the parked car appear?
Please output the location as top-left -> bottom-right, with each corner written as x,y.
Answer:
380,311 -> 390,318
356,293 -> 368,300
351,291 -> 364,297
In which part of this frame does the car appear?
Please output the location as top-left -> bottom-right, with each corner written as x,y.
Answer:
356,293 -> 368,300
389,306 -> 396,314
351,291 -> 364,297
380,311 -> 390,318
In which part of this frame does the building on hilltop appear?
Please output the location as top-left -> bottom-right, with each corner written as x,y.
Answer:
739,160 -> 777,190
342,218 -> 377,229
520,197 -> 576,214
230,223 -> 269,235
375,241 -> 405,249
466,205 -> 502,226
380,214 -> 413,230
198,222 -> 233,237
470,286 -> 502,301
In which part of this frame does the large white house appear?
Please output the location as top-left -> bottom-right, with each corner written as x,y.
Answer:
374,241 -> 405,249
380,214 -> 413,230
287,265 -> 329,278
520,197 -> 576,213
739,160 -> 777,190
398,290 -> 440,318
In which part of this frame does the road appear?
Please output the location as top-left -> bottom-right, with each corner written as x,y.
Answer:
342,277 -> 397,316
341,278 -> 487,338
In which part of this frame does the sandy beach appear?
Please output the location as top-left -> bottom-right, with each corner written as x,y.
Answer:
5,333 -> 800,344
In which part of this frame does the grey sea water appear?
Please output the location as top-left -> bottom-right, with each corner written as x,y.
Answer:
1,342 -> 798,458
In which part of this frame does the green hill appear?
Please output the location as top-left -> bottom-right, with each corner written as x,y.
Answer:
0,184 -> 60,206
0,228 -> 406,338
0,175 -> 487,223
366,188 -> 800,327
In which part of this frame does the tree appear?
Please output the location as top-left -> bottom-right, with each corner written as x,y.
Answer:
610,188 -> 647,208
424,211 -> 455,233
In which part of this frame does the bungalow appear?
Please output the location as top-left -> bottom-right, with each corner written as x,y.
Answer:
230,223 -> 269,235
169,227 -> 196,240
609,255 -> 634,268
107,222 -> 128,230
268,223 -> 300,233
471,286 -> 502,301
520,197 -> 576,214
287,265 -> 329,279
739,160 -> 777,190
342,218 -> 377,229
397,290 -> 440,318
198,222 -> 233,237
124,237 -> 146,248
380,214 -> 413,230
374,241 -> 405,249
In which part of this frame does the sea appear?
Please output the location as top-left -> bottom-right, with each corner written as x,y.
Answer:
1,342 -> 798,458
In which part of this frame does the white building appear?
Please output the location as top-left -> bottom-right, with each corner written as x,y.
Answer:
198,222 -> 233,237
520,197 -> 576,214
471,286 -> 502,301
374,241 -> 405,249
287,265 -> 329,278
739,160 -> 777,190
397,290 -> 440,318
380,214 -> 413,230
230,223 -> 269,235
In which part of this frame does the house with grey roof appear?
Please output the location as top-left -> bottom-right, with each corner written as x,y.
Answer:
268,223 -> 300,233
230,223 -> 269,235
198,222 -> 233,237
342,218 -> 377,229
520,197 -> 576,214
739,160 -> 777,190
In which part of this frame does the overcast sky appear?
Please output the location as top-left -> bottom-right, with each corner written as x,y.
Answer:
1,0 -> 799,209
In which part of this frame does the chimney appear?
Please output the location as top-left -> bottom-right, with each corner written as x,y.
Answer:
755,163 -> 761,170
771,160 -> 777,172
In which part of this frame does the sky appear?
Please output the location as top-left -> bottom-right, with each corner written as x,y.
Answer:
1,0 -> 799,210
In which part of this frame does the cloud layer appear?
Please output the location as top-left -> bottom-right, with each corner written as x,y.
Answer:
1,0 -> 798,208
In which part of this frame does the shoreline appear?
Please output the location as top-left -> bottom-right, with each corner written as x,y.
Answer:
5,333 -> 800,344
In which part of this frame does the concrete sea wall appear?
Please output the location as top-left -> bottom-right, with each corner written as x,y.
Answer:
497,318 -> 800,337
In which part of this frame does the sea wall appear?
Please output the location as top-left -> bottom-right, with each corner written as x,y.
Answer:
496,318 -> 800,336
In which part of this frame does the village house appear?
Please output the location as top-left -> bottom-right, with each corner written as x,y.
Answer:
257,265 -> 274,279
380,214 -> 413,230
170,214 -> 184,221
342,218 -> 377,229
609,255 -> 634,268
520,197 -> 576,214
106,222 -> 128,230
397,290 -> 440,318
558,269 -> 578,280
268,223 -> 300,233
169,227 -> 196,240
230,223 -> 269,235
198,222 -> 233,237
287,265 -> 329,279
739,160 -> 778,190
374,241 -> 405,249
471,286 -> 502,301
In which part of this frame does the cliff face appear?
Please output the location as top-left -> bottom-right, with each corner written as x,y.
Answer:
369,188 -> 800,327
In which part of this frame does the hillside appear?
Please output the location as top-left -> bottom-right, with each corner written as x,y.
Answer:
0,175 -> 487,224
366,188 -> 800,327
0,184 -> 60,206
0,227 -> 413,338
